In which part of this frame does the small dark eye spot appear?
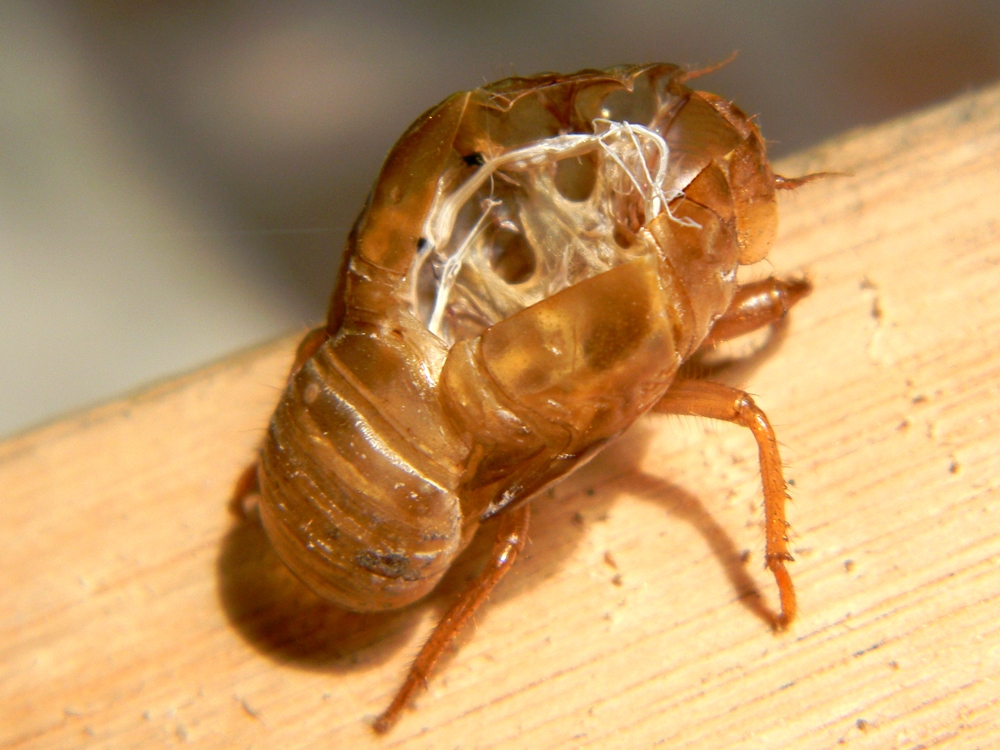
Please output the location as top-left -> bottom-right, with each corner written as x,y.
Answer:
462,152 -> 486,167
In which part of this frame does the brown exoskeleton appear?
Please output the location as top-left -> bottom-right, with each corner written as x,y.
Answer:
241,63 -> 822,732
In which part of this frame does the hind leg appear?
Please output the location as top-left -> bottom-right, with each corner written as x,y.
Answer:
374,504 -> 531,733
653,380 -> 796,629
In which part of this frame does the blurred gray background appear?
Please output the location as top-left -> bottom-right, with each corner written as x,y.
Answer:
2,1 -> 999,438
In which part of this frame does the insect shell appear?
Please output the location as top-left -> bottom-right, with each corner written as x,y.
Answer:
255,63 -> 805,729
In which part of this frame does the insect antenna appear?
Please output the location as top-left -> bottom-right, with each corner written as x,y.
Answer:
679,51 -> 738,82
773,172 -> 847,190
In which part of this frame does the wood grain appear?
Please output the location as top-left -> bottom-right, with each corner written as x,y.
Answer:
4,82 -> 1000,749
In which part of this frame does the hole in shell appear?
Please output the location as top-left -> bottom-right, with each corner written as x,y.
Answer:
598,77 -> 657,124
612,222 -> 634,249
611,191 -> 646,248
554,152 -> 598,202
489,228 -> 536,284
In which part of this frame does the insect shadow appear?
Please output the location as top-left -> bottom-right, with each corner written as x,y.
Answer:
619,467 -> 779,628
216,373 -> 779,675
214,465 -> 603,674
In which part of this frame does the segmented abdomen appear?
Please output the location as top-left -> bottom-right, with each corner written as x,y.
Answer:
260,326 -> 467,612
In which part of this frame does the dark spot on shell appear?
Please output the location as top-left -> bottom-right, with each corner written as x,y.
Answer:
356,550 -> 419,580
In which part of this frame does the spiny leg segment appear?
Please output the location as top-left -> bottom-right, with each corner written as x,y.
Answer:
653,379 -> 795,628
374,504 -> 531,733
652,274 -> 810,628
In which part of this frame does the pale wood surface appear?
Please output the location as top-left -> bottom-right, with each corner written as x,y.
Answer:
4,83 -> 1000,749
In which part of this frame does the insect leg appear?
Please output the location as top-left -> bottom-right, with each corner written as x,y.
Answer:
373,504 -> 531,733
699,277 -> 811,349
652,380 -> 795,630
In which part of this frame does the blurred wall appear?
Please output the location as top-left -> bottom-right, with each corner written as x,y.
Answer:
2,0 -> 999,437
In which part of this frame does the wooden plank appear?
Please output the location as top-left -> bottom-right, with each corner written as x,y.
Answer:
3,81 -> 1000,749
